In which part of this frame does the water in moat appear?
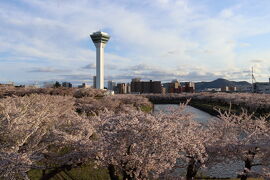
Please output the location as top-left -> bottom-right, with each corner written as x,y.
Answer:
154,104 -> 254,178
154,104 -> 213,124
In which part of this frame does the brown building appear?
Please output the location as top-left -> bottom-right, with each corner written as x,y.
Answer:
182,82 -> 195,93
229,86 -> 237,92
131,78 -> 142,93
0,83 -> 14,87
117,83 -> 127,94
163,80 -> 182,93
221,86 -> 237,92
161,87 -> 167,94
131,79 -> 162,94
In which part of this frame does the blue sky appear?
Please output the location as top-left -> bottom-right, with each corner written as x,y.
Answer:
0,0 -> 270,86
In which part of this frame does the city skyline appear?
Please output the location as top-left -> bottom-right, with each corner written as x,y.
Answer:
1,0 -> 270,85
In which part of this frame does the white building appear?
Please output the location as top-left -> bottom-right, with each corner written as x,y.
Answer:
78,83 -> 91,88
108,80 -> 116,91
204,88 -> 221,92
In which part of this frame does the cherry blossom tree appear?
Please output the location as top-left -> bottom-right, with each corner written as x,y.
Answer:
75,94 -> 152,116
1,90 -> 269,179
87,102 -> 209,180
206,109 -> 270,179
90,109 -> 177,179
0,86 -> 105,99
0,94 -> 94,179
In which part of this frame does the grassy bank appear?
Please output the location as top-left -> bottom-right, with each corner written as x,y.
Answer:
28,164 -> 110,180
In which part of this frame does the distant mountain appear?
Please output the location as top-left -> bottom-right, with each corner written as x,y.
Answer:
195,78 -> 251,92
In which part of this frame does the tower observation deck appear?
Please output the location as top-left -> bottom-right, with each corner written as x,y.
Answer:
90,31 -> 110,89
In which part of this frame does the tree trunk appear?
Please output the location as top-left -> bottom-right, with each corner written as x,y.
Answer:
240,159 -> 252,180
108,164 -> 119,180
122,170 -> 133,180
241,150 -> 256,180
42,170 -> 45,177
39,164 -> 72,180
186,158 -> 201,180
40,168 -> 63,180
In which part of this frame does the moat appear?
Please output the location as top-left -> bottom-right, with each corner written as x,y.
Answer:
154,104 -> 261,178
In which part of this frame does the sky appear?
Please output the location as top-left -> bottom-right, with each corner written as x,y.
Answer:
0,0 -> 270,86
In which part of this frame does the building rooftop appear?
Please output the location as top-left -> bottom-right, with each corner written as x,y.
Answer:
92,31 -> 109,36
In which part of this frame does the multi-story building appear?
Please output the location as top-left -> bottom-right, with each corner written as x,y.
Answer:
126,83 -> 131,94
221,86 -> 237,92
182,82 -> 195,93
204,88 -> 221,92
161,87 -> 167,94
131,79 -> 162,94
151,81 -> 162,93
221,86 -> 229,92
78,83 -> 91,88
62,82 -> 72,88
229,86 -> 237,92
163,80 -> 182,93
108,80 -> 116,91
254,80 -> 270,94
117,83 -> 127,94
131,78 -> 142,93
141,81 -> 150,93
0,83 -> 14,87
237,85 -> 252,93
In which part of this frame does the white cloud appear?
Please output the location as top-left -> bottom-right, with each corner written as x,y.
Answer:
28,67 -> 68,73
1,0 -> 270,83
82,63 -> 96,69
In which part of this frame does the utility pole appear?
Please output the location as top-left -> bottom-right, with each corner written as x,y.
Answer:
251,67 -> 256,93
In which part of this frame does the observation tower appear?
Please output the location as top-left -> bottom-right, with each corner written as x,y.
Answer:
90,31 -> 110,89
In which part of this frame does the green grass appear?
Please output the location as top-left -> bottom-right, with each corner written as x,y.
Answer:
140,105 -> 153,113
28,163 -> 110,180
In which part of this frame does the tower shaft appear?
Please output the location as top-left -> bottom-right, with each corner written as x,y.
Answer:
95,43 -> 106,89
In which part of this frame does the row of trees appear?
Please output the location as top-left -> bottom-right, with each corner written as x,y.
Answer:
0,86 -> 105,99
0,93 -> 270,179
